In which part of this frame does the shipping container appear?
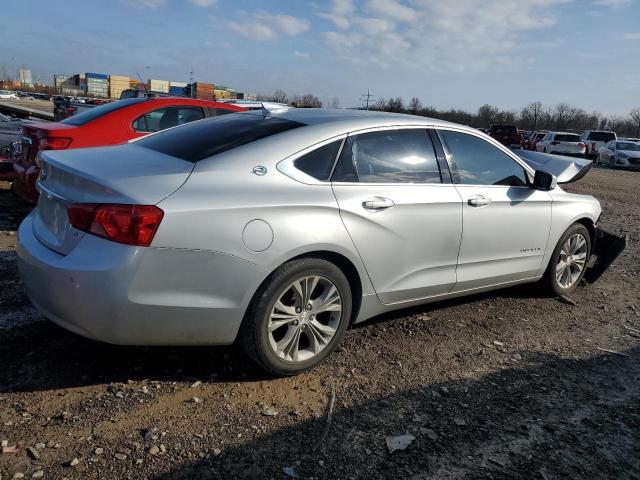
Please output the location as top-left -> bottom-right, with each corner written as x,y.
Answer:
169,86 -> 186,96
110,75 -> 132,99
170,81 -> 187,88
148,79 -> 170,93
86,72 -> 109,80
192,82 -> 215,100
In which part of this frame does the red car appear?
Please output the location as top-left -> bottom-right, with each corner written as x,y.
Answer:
12,97 -> 245,202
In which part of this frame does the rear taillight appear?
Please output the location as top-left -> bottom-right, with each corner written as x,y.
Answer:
67,204 -> 164,247
39,137 -> 72,150
65,106 -> 77,117
578,143 -> 586,148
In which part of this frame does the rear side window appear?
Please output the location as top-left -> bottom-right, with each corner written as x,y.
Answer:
133,106 -> 205,133
137,113 -> 304,162
60,98 -> 147,126
294,140 -> 342,181
439,130 -> 527,187
332,129 -> 441,184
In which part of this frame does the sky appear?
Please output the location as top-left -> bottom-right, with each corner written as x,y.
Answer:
1,0 -> 639,115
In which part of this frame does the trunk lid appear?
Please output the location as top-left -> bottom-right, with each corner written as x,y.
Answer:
33,143 -> 194,255
515,149 -> 592,184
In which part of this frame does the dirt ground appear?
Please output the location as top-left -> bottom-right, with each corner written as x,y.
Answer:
0,167 -> 638,480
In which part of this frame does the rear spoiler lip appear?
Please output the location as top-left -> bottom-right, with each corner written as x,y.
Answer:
514,149 -> 593,184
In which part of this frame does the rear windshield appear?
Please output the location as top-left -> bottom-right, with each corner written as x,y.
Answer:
554,134 -> 581,142
60,98 -> 147,126
587,132 -> 616,142
489,125 -> 518,135
618,142 -> 640,151
136,113 -> 304,162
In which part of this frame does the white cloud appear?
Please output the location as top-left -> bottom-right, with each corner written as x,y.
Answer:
122,0 -> 166,8
294,50 -> 310,59
593,0 -> 632,6
229,13 -> 309,41
617,32 -> 640,40
320,0 -> 571,71
190,0 -> 217,7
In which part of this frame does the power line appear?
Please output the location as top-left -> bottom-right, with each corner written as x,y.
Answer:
360,88 -> 374,110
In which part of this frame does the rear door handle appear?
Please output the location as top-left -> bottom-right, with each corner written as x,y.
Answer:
362,197 -> 395,211
468,194 -> 491,207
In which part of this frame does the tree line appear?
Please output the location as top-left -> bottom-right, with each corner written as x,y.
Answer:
370,97 -> 640,138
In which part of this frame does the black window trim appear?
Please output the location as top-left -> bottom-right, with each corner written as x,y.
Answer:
330,126 -> 445,186
132,105 -> 206,133
435,126 -> 535,188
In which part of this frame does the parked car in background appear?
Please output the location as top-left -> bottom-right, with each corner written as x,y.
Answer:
525,131 -> 547,150
488,124 -> 522,148
535,132 -> 586,158
217,99 -> 291,112
581,130 -> 616,159
0,113 -> 25,180
597,140 -> 640,168
53,96 -> 97,122
17,109 -> 620,375
12,97 -> 245,202
0,91 -> 19,100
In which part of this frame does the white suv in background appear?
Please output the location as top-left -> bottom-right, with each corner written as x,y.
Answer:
581,130 -> 617,159
536,132 -> 586,158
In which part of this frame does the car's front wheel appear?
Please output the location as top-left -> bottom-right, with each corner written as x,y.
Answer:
240,258 -> 352,376
544,223 -> 591,296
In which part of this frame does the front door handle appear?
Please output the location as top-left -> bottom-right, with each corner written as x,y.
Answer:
362,196 -> 395,212
468,194 -> 491,207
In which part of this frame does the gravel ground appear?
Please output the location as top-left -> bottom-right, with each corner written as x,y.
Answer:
0,168 -> 639,480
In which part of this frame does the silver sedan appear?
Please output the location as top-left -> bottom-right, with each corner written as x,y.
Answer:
17,109 -> 613,375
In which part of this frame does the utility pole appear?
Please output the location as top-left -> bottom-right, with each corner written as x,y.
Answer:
360,88 -> 374,110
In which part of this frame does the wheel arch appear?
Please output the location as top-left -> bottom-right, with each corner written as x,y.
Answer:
574,217 -> 596,252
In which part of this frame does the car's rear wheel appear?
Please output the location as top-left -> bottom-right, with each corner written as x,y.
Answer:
544,223 -> 591,296
240,258 -> 352,376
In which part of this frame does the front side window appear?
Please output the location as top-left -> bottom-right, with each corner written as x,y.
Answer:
439,130 -> 527,187
133,106 -> 205,133
206,107 -> 235,117
332,129 -> 441,184
294,140 -> 342,181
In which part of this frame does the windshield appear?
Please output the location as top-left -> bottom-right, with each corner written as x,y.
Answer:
555,134 -> 581,142
60,98 -> 147,126
587,132 -> 616,142
618,142 -> 640,151
137,113 -> 304,162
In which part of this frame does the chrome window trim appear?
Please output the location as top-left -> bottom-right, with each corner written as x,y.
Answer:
276,134 -> 347,185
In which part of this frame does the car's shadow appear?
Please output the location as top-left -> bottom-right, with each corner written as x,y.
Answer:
1,281 -> 555,394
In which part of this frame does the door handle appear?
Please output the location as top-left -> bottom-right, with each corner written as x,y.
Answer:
362,197 -> 395,211
468,194 -> 491,207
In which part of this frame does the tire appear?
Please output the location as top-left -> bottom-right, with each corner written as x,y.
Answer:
543,223 -> 591,296
239,258 -> 352,376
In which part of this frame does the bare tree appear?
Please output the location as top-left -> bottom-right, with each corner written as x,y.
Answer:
408,97 -> 422,115
477,104 -> 500,127
330,97 -> 340,109
387,97 -> 404,113
372,97 -> 387,111
272,89 -> 289,104
630,108 -> 640,137
520,101 -> 543,130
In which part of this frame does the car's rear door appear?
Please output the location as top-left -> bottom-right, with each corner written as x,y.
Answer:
436,128 -> 552,291
331,127 -> 463,304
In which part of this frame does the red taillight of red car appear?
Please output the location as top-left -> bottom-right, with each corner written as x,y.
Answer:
67,204 -> 164,247
39,137 -> 73,151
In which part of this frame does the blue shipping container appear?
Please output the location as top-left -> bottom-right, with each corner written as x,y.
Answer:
169,86 -> 185,95
85,72 -> 109,80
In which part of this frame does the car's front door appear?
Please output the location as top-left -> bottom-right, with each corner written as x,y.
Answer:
331,127 -> 463,304
437,128 -> 552,291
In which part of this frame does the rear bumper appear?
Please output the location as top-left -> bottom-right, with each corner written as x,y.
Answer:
584,228 -> 627,283
17,213 -> 268,346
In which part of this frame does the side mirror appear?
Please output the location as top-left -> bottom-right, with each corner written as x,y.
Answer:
532,170 -> 557,191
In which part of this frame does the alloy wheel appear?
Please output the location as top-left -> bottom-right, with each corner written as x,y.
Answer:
267,275 -> 342,362
555,233 -> 588,289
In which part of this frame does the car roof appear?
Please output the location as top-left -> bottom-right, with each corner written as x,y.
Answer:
264,108 -> 460,132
